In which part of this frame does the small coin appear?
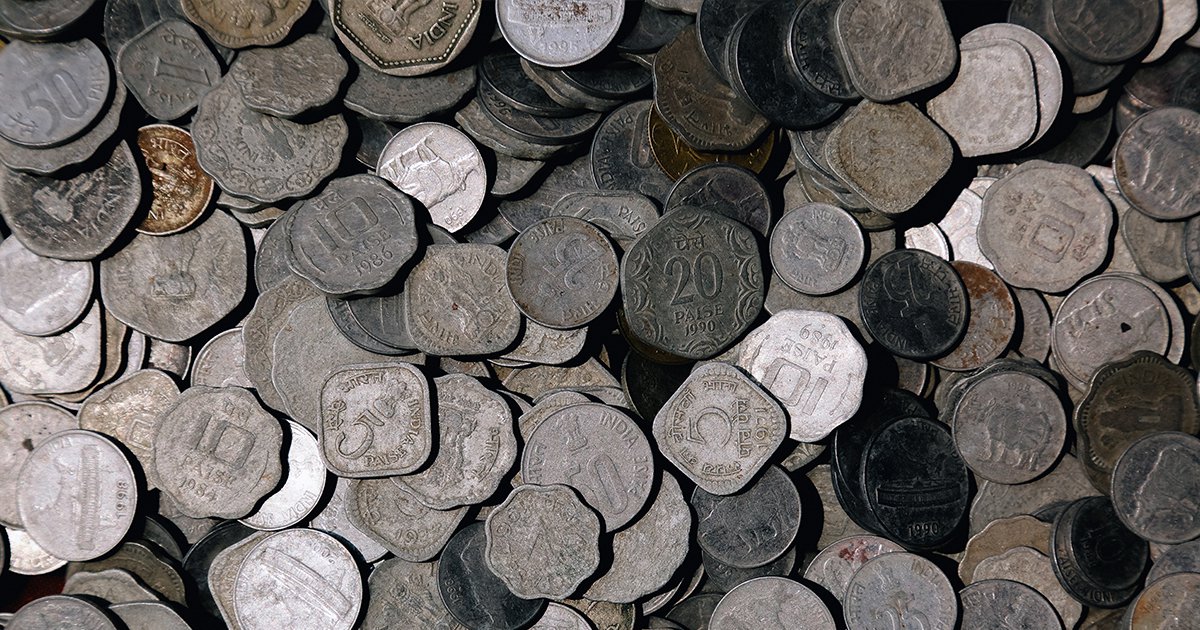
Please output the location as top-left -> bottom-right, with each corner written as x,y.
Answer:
17,430 -> 136,561
319,362 -> 431,477
1114,107 -> 1200,221
769,203 -> 865,296
961,23 -> 1064,146
100,209 -> 247,343
331,0 -> 481,77
1120,203 -> 1188,284
692,465 -> 800,569
1148,538 -> 1200,583
116,19 -> 221,121
960,515 -> 1052,584
346,60 -> 475,124
349,476 -> 466,562
78,369 -> 180,490
377,122 -> 486,233
7,595 -> 116,630
506,215 -> 618,329
233,529 -> 362,630
242,277 -> 320,411
308,475 -> 388,563
591,100 -> 675,202
0,39 -> 110,148
497,0 -> 624,67
181,0 -> 310,48
405,244 -> 522,356
361,558 -> 466,629
845,553 -> 958,630
0,402 -> 77,528
834,0 -> 956,101
135,124 -> 214,236
6,526 -> 67,575
241,420 -> 325,531
858,249 -> 968,360
286,174 -> 418,297
154,386 -> 283,519
803,535 -> 905,602
959,579 -> 1061,630
229,35 -> 348,119
0,236 -> 93,336
0,300 -> 102,395
1111,431 -> 1200,544
499,154 -> 596,231
477,76 -> 604,146
438,522 -> 546,630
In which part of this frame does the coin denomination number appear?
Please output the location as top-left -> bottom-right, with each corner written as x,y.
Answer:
668,253 -> 723,306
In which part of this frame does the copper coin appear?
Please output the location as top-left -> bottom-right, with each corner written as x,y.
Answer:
932,261 -> 1017,372
135,124 -> 215,236
647,105 -> 775,180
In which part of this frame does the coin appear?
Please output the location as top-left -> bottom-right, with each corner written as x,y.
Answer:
960,579 -> 1061,629
0,300 -> 102,395
17,430 -> 136,561
710,577 -> 834,630
332,0 -> 481,77
833,0 -> 957,102
318,362 -> 431,478
1050,496 -> 1147,607
845,552 -> 957,630
116,19 -> 221,122
803,535 -> 904,602
1114,107 -> 1200,221
241,420 -> 325,532
1146,538 -> 1200,583
591,100 -> 675,202
960,515 -> 1052,584
135,124 -> 214,236
1111,431 -> 1200,544
77,369 -> 180,490
361,558 -> 465,629
190,328 -> 252,388
692,465 -> 800,569
378,122 -> 486,233
0,0 -> 95,40
647,105 -> 777,180
0,236 -> 92,336
1120,203 -> 1188,283
665,164 -> 772,237
233,528 -> 362,630
5,526 -> 67,576
497,0 -> 623,67
769,203 -> 864,296
6,595 -> 116,630
1,403 -> 75,525
506,215 -> 619,329
961,24 -> 1064,146
349,476 -> 466,562
932,262 -> 1017,371
404,244 -> 522,356
63,567 -> 161,603
110,601 -> 191,630
346,60 -> 476,124
438,522 -> 546,630
1050,0 -> 1161,64
0,39 -> 110,148
952,370 -> 1066,485
308,475 -> 388,563
1125,571 -> 1200,629
181,0 -> 310,49
229,35 -> 348,119
859,249 -> 968,360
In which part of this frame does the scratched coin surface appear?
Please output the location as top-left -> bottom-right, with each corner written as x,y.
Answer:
6,595 -> 117,630
395,374 -> 517,510
0,235 -> 93,336
241,420 -> 325,532
959,579 -> 1060,630
233,528 -> 362,630
377,122 -> 486,233
0,300 -> 101,395
180,0 -> 310,48
116,19 -> 220,121
331,0 -> 481,77
932,261 -> 1017,371
1111,431 -> 1200,544
485,484 -> 601,600
77,369 -> 180,491
833,0 -> 957,101
653,361 -> 785,495
348,476 -> 467,562
438,522 -> 545,629
17,430 -> 136,562
0,39 -> 110,148
523,402 -> 654,532
506,215 -> 619,329
692,465 -> 800,569
858,249 -> 968,360
709,577 -> 835,630
1114,107 -> 1200,221
319,362 -> 431,478
404,244 -> 522,356
135,124 -> 214,235
845,552 -> 957,630
952,370 -> 1066,485
497,0 -> 624,67
770,203 -> 865,296
803,535 -> 905,603
228,35 -> 348,119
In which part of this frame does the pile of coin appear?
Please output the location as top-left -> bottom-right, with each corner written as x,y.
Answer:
0,0 -> 1199,628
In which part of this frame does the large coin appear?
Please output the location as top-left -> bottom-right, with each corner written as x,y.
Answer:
377,122 -> 486,233
404,244 -> 522,356
1114,107 -> 1200,221
506,215 -> 619,329
858,249 -> 968,360
17,430 -> 136,561
0,402 -> 78,528
951,370 -> 1066,485
77,369 -> 180,490
180,0 -> 309,49
331,0 -> 481,77
0,39 -> 110,148
233,529 -> 362,630
833,0 -> 957,101
0,235 -> 93,336
319,362 -> 431,478
497,0 -> 624,67
844,553 -> 958,630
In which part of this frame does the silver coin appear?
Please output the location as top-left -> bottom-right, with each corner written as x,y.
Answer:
590,100 -> 674,203
952,370 -> 1066,485
456,96 -> 583,162
0,402 -> 77,528
710,577 -> 835,630
5,526 -> 67,575
0,140 -> 142,261
1111,431 -> 1200,544
228,34 -> 348,119
319,362 -> 431,477
377,122 -> 486,233
518,392 -> 591,441
0,77 -> 128,176
233,529 -> 362,630
0,0 -> 95,40
523,402 -> 654,532
63,567 -> 161,603
959,579 -> 1061,630
78,369 -> 179,491
348,476 -> 467,562
345,60 -> 476,124
692,465 -> 800,569
1120,201 -> 1189,284
241,420 -> 326,531
242,276 -> 320,412
833,0 -> 957,102
1012,288 -> 1052,362
665,164 -> 772,237
1115,107 -> 1200,221
115,19 -> 221,121
1147,538 -> 1200,584
192,78 -> 347,204
972,546 -> 1081,629
209,529 -> 270,628
556,190 -> 661,249
960,24 -> 1064,146
360,558 -> 466,630
0,300 -> 101,395
0,236 -> 93,336
0,39 -> 110,148
253,211 -> 300,293
978,161 -> 1114,293
6,595 -> 116,630
109,600 -> 190,630
585,471 -> 692,603
17,430 -> 136,561
394,374 -> 517,509
286,174 -> 418,297
927,36 -> 1038,157
528,603 -> 592,630
770,203 -> 865,296
154,386 -> 283,519
499,319 -> 588,366
101,209 -> 246,342
191,328 -> 253,389
904,224 -> 951,260
496,0 -> 624,67
844,552 -> 958,630
937,187 -> 993,269
803,535 -> 905,603
506,215 -> 619,329
403,244 -> 522,356
653,361 -> 785,495
485,483 -> 601,600
308,475 -> 388,563
500,154 -> 597,231
737,309 -> 867,442
330,0 -> 480,78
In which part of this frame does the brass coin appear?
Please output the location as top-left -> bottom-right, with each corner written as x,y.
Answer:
135,125 -> 214,236
647,105 -> 774,180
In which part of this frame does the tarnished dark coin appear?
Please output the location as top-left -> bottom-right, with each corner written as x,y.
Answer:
1075,352 -> 1200,494
691,465 -> 800,569
769,202 -> 864,295
694,0 -> 769,77
0,141 -> 141,261
135,124 -> 214,235
1114,107 -> 1200,221
725,0 -> 842,130
192,78 -> 347,204
833,0 -> 956,101
787,0 -> 858,102
116,19 -> 220,121
556,190 -> 660,249
621,208 -> 763,360
404,244 -> 522,356
1050,0 -> 1161,64
665,164 -> 771,237
339,291 -> 416,352
653,27 -> 769,152
319,362 -> 430,477
438,522 -> 545,630
180,0 -> 309,49
506,215 -> 618,329
0,39 -> 110,148
1111,431 -> 1200,544
591,100 -> 675,202
931,262 -> 1016,372
496,0 -> 624,68
858,249 -> 968,360
1050,496 -> 1147,608
1147,538 -> 1200,583
332,0 -> 481,77
478,79 -> 603,146
346,60 -> 476,124
103,0 -> 185,55
960,579 -> 1061,630
229,34 -> 348,119
648,105 -> 776,180
952,370 -> 1067,485
286,174 -> 417,297
844,552 -> 958,630
621,350 -> 693,422
863,416 -> 970,549
481,53 -> 577,118
703,546 -> 796,594
616,3 -> 694,53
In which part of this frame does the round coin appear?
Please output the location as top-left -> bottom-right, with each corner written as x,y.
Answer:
691,465 -> 800,569
1050,496 -> 1147,607
932,262 -> 1017,371
770,203 -> 865,296
7,595 -> 116,630
506,216 -> 619,329
710,577 -> 835,630
1114,107 -> 1200,221
803,535 -> 905,602
438,522 -> 546,630
496,0 -> 624,67
0,39 -> 110,148
135,124 -> 214,235
845,553 -> 958,630
17,430 -> 136,561
0,236 -> 93,336
1111,431 -> 1200,544
233,528 -> 362,630
378,122 -> 486,233
241,420 -> 325,531
952,370 -> 1066,485
858,249 -> 968,360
